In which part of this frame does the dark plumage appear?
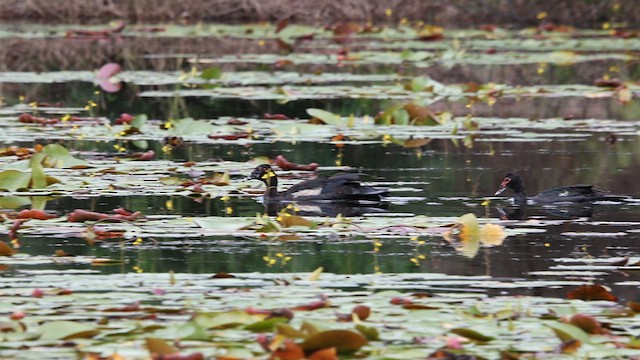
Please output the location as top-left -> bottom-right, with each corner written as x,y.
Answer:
494,173 -> 620,205
247,164 -> 388,202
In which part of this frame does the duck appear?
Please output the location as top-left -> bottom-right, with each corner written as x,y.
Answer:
494,173 -> 620,205
247,164 -> 388,201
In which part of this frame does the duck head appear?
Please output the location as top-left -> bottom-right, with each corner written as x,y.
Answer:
495,173 -> 524,195
247,164 -> 278,189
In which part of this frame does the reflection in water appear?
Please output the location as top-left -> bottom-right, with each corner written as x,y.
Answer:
261,198 -> 389,217
2,136 -> 640,301
495,204 -> 596,220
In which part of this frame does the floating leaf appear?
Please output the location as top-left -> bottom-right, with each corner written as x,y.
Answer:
200,67 -> 222,80
567,284 -> 617,301
175,321 -> 210,341
245,317 -> 289,332
308,347 -> 338,360
194,310 -> 261,329
450,328 -> 495,342
545,322 -> 591,343
352,305 -> 370,321
0,241 -> 16,256
355,324 -> 379,341
479,223 -> 507,246
42,144 -> 90,168
168,117 -> 217,135
280,215 -> 315,228
403,138 -> 431,148
0,170 -> 31,191
569,314 -> 605,334
145,338 -> 178,356
308,267 -> 323,281
272,339 -> 305,360
129,114 -> 147,130
560,339 -> 582,354
301,329 -> 367,354
306,108 -> 342,126
39,321 -> 99,340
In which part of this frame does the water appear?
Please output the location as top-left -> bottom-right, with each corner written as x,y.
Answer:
2,23 -> 640,304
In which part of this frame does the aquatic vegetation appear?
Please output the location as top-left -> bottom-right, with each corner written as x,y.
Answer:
1,19 -> 640,359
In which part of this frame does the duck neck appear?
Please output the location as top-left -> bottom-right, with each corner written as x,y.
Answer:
513,192 -> 527,205
263,176 -> 279,198
511,181 -> 527,204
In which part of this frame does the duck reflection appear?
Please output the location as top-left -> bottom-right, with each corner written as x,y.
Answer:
262,198 -> 388,217
495,203 -> 595,220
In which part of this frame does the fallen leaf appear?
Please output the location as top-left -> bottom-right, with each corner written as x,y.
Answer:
0,240 -> 16,256
567,284 -> 617,301
301,329 -> 367,354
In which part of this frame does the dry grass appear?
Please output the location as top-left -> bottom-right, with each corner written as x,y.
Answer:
0,0 -> 636,27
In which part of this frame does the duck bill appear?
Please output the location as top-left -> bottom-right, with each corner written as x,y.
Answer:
494,187 -> 507,196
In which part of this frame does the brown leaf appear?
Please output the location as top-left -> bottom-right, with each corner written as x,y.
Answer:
263,113 -> 290,120
450,327 -> 495,342
569,314 -> 605,334
333,23 -> 360,41
403,103 -> 438,125
292,299 -> 329,311
301,329 -> 367,354
628,301 -> 640,313
17,209 -> 57,220
616,85 -> 633,104
211,272 -> 235,279
403,138 -> 431,148
560,339 -> 582,354
352,305 -> 370,321
279,215 -> 314,228
275,18 -> 289,34
54,249 -> 74,257
610,256 -> 629,266
270,339 -> 305,360
145,337 -> 178,356
0,241 -> 16,256
567,284 -> 617,301
208,132 -> 250,140
594,77 -> 623,87
308,347 -> 338,360
274,155 -> 318,171
403,304 -> 440,310
390,297 -> 413,305
465,82 -> 481,92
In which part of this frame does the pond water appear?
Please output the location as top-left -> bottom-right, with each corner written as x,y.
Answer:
2,23 -> 640,304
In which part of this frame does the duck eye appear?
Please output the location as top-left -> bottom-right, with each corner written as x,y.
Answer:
501,177 -> 511,186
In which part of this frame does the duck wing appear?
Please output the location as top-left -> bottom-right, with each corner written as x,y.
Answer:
281,177 -> 327,200
533,185 -> 608,203
320,173 -> 388,200
282,173 -> 387,201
